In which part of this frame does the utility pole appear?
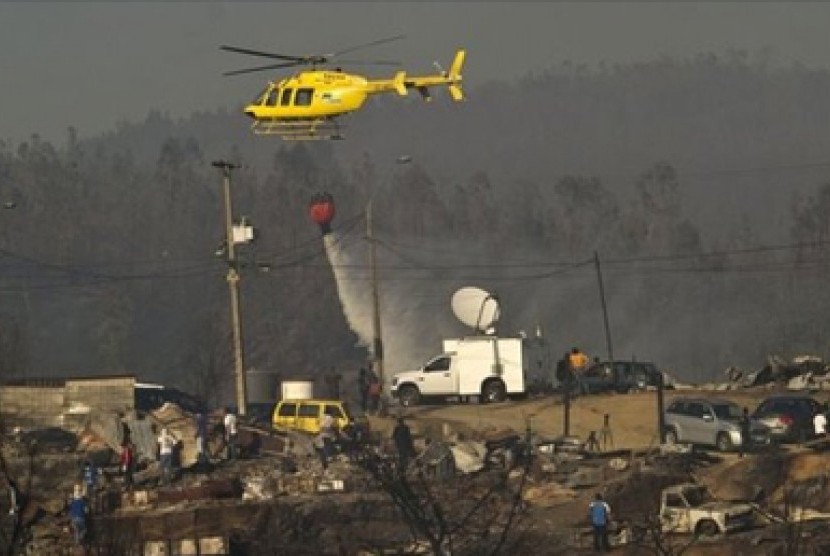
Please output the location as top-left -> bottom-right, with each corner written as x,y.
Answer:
594,251 -> 615,363
365,156 -> 410,396
563,381 -> 571,436
657,371 -> 666,444
367,199 -> 384,391
212,160 -> 247,416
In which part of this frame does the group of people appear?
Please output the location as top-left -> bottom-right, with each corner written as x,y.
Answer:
358,367 -> 382,414
314,410 -> 367,470
314,414 -> 416,478
158,407 -> 240,483
59,407 -> 240,547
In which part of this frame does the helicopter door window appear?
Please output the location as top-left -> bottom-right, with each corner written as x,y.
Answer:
295,88 -> 314,106
280,88 -> 293,106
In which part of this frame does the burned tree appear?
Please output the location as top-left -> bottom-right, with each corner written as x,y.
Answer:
358,423 -> 533,555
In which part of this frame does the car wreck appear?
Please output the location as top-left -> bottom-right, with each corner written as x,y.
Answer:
658,483 -> 755,536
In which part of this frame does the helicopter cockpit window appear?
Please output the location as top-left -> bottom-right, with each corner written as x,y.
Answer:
253,86 -> 270,105
280,88 -> 293,106
295,88 -> 314,106
265,90 -> 279,106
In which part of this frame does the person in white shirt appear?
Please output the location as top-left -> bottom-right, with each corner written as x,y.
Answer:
316,410 -> 337,470
814,406 -> 828,438
223,408 -> 239,460
157,428 -> 177,484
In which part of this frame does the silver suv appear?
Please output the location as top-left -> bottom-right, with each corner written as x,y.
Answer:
664,397 -> 767,452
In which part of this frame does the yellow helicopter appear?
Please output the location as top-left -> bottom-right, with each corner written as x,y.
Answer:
221,36 -> 465,140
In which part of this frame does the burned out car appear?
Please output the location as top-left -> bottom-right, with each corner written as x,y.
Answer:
659,484 -> 754,536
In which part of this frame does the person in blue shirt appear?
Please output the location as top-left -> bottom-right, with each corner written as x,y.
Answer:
68,484 -> 88,545
588,492 -> 611,551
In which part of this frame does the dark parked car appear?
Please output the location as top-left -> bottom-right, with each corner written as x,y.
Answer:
576,360 -> 662,394
752,394 -> 823,443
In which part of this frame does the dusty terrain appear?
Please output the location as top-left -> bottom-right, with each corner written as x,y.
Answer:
380,388 -> 800,449
369,387 -> 830,555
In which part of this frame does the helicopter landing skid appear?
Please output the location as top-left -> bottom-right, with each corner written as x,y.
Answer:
251,118 -> 344,140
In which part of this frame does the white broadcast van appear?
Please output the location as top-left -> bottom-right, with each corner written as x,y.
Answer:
390,335 -> 550,406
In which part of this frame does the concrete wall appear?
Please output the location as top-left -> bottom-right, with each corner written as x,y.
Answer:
0,375 -> 136,431
0,382 -> 66,429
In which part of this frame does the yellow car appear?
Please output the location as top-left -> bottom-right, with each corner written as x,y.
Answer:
271,399 -> 357,435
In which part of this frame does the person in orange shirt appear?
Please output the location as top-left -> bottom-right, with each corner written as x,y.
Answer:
569,347 -> 589,373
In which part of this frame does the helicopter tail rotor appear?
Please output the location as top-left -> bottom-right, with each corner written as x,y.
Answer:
392,72 -> 408,96
447,49 -> 466,101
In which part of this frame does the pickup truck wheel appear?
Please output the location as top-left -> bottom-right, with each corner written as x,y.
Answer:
665,428 -> 679,445
482,380 -> 506,403
399,385 -> 420,407
716,432 -> 733,452
695,519 -> 719,537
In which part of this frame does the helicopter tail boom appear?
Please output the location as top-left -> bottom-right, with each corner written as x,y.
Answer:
368,49 -> 465,101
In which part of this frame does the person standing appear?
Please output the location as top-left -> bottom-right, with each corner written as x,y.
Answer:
555,353 -> 572,386
368,377 -> 382,415
195,411 -> 209,467
82,461 -> 98,498
358,367 -> 369,413
569,347 -> 589,375
224,408 -> 239,460
5,476 -> 22,533
119,441 -> 135,490
68,484 -> 88,545
157,428 -> 177,484
317,409 -> 338,471
392,418 -> 415,474
341,417 -> 366,463
588,492 -> 611,552
814,404 -> 828,440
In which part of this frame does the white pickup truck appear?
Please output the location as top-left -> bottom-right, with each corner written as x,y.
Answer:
390,335 -> 550,406
658,483 -> 754,536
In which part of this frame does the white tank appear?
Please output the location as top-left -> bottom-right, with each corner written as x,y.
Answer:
280,380 -> 314,400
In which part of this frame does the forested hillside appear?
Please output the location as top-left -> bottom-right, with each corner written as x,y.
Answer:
2,52 -> 830,402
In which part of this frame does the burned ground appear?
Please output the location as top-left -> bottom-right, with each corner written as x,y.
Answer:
4,388 -> 830,554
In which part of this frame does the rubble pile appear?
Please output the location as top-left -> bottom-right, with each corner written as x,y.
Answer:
719,354 -> 830,390
0,402 -> 388,555
12,388 -> 830,555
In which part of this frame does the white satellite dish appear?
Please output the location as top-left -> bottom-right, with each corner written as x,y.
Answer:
451,287 -> 500,334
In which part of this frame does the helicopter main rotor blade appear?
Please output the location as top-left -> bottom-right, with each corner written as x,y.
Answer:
334,59 -> 401,66
220,45 -> 305,62
223,61 -> 302,76
332,34 -> 406,58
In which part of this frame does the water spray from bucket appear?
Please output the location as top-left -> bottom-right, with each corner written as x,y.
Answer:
309,194 -> 372,345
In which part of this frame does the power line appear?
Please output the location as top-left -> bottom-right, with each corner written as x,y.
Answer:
4,229 -> 830,291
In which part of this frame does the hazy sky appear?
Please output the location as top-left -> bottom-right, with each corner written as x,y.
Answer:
2,2 -> 830,144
